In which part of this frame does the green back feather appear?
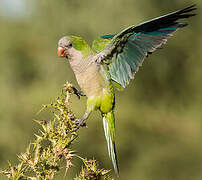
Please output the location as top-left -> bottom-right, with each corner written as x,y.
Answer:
92,37 -> 111,53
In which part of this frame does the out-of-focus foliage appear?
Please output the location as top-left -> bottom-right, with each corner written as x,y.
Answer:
0,0 -> 201,179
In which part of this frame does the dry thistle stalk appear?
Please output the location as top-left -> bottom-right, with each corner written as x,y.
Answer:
0,82 -> 113,180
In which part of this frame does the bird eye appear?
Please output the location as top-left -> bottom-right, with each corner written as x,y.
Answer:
69,43 -> 73,47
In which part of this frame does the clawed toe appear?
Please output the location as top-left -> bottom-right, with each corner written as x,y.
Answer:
72,87 -> 86,99
72,119 -> 86,132
75,119 -> 86,126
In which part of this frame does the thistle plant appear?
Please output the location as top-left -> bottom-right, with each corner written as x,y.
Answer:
0,82 -> 113,180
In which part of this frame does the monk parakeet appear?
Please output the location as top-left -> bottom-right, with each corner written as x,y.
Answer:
57,5 -> 196,175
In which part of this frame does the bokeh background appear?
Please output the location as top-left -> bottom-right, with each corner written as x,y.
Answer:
0,0 -> 201,179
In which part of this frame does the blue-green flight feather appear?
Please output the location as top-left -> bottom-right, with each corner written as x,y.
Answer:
96,5 -> 196,88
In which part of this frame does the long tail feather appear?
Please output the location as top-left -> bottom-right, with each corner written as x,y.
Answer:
102,112 -> 119,175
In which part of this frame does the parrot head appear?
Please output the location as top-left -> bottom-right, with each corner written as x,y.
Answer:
57,36 -> 74,58
57,36 -> 93,60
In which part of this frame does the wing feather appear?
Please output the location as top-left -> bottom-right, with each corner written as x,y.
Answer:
97,5 -> 196,88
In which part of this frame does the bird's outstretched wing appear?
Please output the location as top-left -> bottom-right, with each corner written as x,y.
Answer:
96,5 -> 196,88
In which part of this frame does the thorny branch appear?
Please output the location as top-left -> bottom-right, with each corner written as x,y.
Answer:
0,82 -> 114,180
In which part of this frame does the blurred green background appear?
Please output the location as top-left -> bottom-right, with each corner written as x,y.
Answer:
0,0 -> 201,179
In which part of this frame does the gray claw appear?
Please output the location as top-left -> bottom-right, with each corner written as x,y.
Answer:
72,119 -> 86,131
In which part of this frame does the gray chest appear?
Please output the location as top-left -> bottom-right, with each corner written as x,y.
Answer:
75,63 -> 105,97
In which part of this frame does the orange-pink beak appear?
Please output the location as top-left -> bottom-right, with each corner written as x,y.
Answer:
57,47 -> 67,57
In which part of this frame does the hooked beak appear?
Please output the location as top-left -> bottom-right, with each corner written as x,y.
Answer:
57,47 -> 67,57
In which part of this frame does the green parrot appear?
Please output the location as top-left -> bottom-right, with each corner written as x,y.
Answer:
57,5 -> 196,175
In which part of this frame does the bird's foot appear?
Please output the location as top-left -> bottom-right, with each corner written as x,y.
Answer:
64,82 -> 85,100
72,119 -> 86,132
72,87 -> 86,99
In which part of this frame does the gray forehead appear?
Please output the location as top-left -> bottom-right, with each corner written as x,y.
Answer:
58,37 -> 71,47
